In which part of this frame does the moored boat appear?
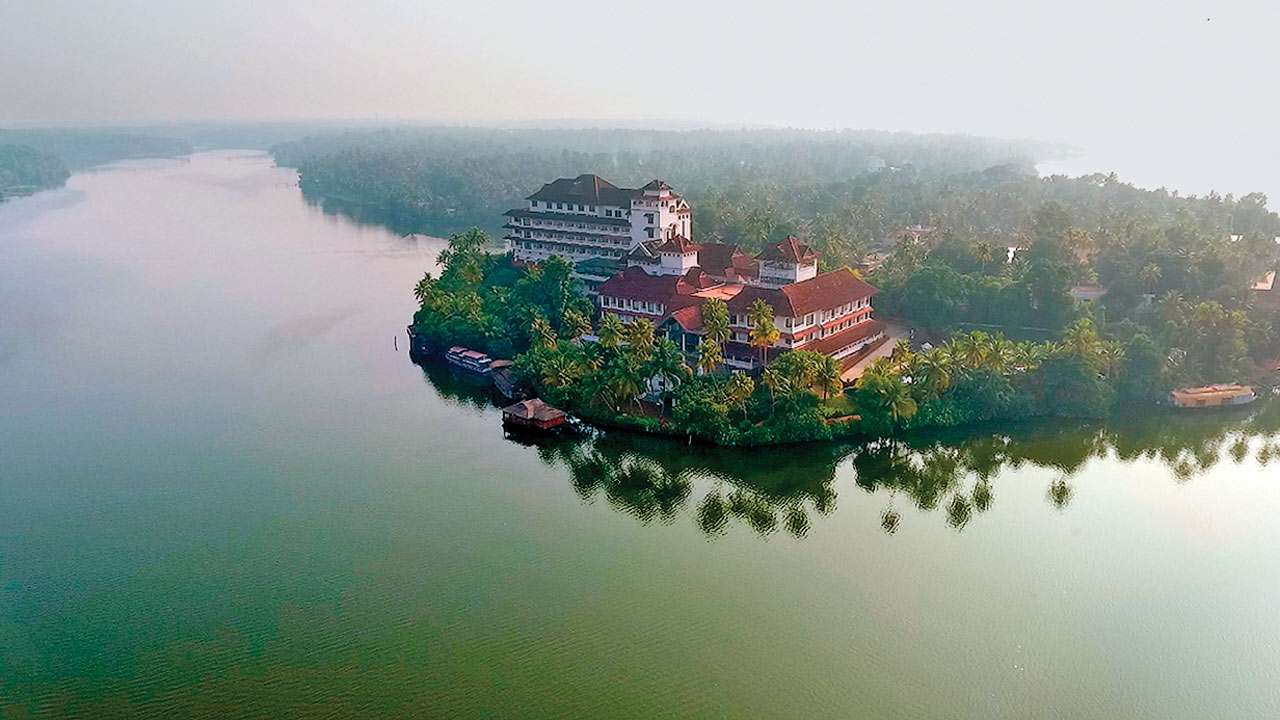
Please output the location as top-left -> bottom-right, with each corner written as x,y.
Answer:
445,346 -> 494,375
501,398 -> 568,433
1169,384 -> 1257,409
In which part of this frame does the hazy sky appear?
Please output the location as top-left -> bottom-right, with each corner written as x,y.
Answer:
2,0 -> 1277,194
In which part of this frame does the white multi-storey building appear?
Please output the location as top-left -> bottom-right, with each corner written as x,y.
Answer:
504,174 -> 689,264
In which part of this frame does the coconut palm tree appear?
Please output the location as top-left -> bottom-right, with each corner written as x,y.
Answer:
1099,340 -> 1125,377
760,366 -> 789,406
917,348 -> 953,395
701,298 -> 731,356
646,337 -> 690,392
975,241 -> 997,275
626,318 -> 656,362
987,333 -> 1015,375
697,338 -> 723,376
562,309 -> 592,340
1139,263 -> 1162,294
889,338 -> 913,372
598,313 -> 625,350
725,372 -> 755,417
1060,317 -> 1101,364
747,298 -> 780,367
413,272 -> 435,306
540,353 -> 578,389
815,354 -> 843,400
530,315 -> 557,350
956,331 -> 991,370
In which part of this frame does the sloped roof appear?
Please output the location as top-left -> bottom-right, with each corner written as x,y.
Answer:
597,266 -> 698,304
502,398 -> 566,422
756,235 -> 819,264
655,234 -> 700,254
527,174 -> 638,207
805,320 -> 885,356
725,268 -> 876,317
667,304 -> 704,332
781,268 -> 877,316
697,243 -> 744,272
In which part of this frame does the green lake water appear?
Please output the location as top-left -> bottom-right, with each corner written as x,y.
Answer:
2,151 -> 1279,719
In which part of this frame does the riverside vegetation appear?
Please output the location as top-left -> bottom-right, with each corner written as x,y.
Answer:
410,211 -> 1278,447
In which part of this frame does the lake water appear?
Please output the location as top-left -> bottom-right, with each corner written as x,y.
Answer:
2,151 -> 1279,719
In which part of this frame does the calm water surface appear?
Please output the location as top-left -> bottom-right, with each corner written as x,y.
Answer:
2,152 -> 1279,719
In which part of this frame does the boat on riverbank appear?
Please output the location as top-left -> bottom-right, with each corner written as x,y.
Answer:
1169,384 -> 1257,409
445,346 -> 494,375
502,398 -> 568,433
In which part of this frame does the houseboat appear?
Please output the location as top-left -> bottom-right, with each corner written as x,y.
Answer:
1169,384 -> 1257,409
501,399 -> 568,433
445,346 -> 494,375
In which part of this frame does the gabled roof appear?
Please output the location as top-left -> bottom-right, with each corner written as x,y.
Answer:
697,243 -> 744,271
642,179 -> 672,192
756,235 -> 819,264
725,268 -> 877,317
667,304 -> 704,332
527,174 -> 638,207
597,266 -> 700,304
654,234 -> 700,254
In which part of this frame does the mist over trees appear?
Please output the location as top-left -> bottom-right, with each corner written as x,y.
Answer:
0,144 -> 69,198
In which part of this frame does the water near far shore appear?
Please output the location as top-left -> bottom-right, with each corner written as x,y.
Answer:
2,151 -> 1279,719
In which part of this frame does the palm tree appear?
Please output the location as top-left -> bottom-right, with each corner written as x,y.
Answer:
701,298 -> 731,356
725,372 -> 755,417
646,337 -> 690,392
1099,340 -> 1125,377
598,313 -> 625,350
540,353 -> 578,389
975,241 -> 997,274
987,333 -> 1015,375
413,272 -> 435,306
1139,263 -> 1162,294
889,338 -> 913,372
530,315 -> 557,350
625,318 -> 656,362
697,338 -> 723,376
883,378 -> 919,426
562,309 -> 592,340
917,348 -> 953,395
956,331 -> 991,370
747,298 -> 780,367
815,354 -> 843,400
760,366 -> 789,406
1060,317 -> 1101,363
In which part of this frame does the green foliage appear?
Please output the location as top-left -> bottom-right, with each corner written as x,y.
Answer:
0,144 -> 69,197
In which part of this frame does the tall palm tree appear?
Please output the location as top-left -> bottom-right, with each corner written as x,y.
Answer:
646,337 -> 690,391
975,241 -> 997,275
598,313 -> 625,350
725,372 -> 755,417
540,353 -> 578,389
697,338 -> 723,376
815,354 -> 843,400
1061,317 -> 1101,363
917,348 -> 953,395
957,331 -> 991,370
1099,340 -> 1125,377
760,366 -> 789,406
889,338 -> 913,372
413,272 -> 435,306
626,318 -> 656,362
747,298 -> 780,367
1139,263 -> 1162,294
701,298 -> 731,358
883,377 -> 919,426
987,333 -> 1015,375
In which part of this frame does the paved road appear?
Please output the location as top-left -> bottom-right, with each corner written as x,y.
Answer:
841,320 -> 912,382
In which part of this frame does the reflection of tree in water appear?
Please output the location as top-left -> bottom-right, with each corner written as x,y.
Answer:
414,365 -> 1280,538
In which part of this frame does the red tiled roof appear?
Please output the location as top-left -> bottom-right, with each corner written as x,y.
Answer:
756,235 -> 819,264
527,174 -> 638,207
804,320 -> 886,356
655,234 -> 700,254
667,304 -> 704,332
726,284 -> 792,317
682,267 -> 718,289
597,266 -> 700,304
781,269 -> 877,317
697,243 -> 744,273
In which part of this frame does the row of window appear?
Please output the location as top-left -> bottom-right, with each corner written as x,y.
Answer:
517,216 -> 621,232
530,200 -> 633,217
511,230 -> 627,246
600,296 -> 663,315
512,241 -> 624,258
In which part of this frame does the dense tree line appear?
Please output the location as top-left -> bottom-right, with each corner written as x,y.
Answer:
0,129 -> 191,171
0,144 -> 69,198
271,127 -> 1046,238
